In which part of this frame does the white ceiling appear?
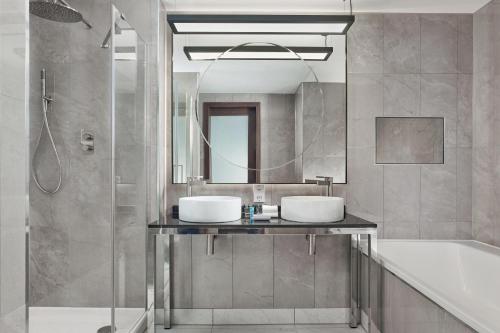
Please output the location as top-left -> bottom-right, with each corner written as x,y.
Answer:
164,0 -> 489,14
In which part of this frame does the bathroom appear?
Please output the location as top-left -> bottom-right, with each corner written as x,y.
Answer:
0,0 -> 499,332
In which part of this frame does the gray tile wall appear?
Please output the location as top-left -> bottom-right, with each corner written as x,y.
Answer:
472,0 -> 500,246
171,235 -> 350,310
166,12 -> 473,313
0,0 -> 28,330
346,14 -> 473,239
29,0 -> 159,307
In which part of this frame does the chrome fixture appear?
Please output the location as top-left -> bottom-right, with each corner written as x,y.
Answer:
184,46 -> 334,61
100,13 -> 126,48
167,14 -> 355,35
307,234 -> 316,256
305,176 -> 333,196
32,69 -> 63,195
80,129 -> 95,152
29,0 -> 92,29
186,176 -> 206,197
206,235 -> 216,256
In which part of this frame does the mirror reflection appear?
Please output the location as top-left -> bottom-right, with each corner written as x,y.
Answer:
172,34 -> 346,184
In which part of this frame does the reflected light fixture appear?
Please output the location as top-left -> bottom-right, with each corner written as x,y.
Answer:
168,15 -> 355,35
184,46 -> 334,61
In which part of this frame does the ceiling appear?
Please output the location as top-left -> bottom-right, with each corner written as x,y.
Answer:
163,0 -> 490,14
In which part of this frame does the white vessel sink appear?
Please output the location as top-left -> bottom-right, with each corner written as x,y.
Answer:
179,196 -> 242,223
281,196 -> 345,223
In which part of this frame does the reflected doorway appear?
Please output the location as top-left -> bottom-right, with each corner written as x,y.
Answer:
203,102 -> 260,183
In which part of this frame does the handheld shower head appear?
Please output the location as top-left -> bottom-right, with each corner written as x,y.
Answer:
29,0 -> 92,28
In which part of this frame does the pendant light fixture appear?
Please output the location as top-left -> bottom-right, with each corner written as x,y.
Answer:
167,14 -> 355,35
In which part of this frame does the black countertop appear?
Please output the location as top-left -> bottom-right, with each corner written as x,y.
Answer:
148,214 -> 376,235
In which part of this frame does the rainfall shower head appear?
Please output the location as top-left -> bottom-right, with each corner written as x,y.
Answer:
29,0 -> 92,28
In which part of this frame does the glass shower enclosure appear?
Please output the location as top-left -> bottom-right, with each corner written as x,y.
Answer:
27,3 -> 151,333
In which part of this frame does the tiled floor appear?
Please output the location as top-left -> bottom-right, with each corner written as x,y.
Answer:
155,324 -> 366,333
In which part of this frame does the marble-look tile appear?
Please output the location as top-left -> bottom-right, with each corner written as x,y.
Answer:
421,15 -> 458,74
295,325 -> 364,333
420,148 -> 457,223
457,148 -> 472,221
347,74 -> 383,149
213,309 -> 294,325
456,221 -> 472,240
233,236 -> 274,308
420,222 -> 457,239
173,236 -> 192,308
294,308 -> 349,324
172,309 -> 213,325
376,117 -> 444,164
212,325 -> 297,333
383,74 -> 420,116
420,74 -> 458,147
347,14 -> 384,74
192,235 -> 233,308
383,14 -> 420,74
270,184 -> 321,205
457,74 -> 473,147
458,15 -> 473,74
383,222 -> 420,239
346,148 -> 383,222
274,236 -> 314,308
156,324 -> 212,333
440,311 -> 475,333
314,236 -> 350,308
383,165 -> 420,223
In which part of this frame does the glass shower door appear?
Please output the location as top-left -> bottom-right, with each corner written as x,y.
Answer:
111,5 -> 148,332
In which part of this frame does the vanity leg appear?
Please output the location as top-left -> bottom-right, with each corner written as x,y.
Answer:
367,234 -> 372,333
349,234 -> 361,328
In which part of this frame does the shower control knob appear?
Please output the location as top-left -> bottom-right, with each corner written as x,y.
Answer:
80,129 -> 95,152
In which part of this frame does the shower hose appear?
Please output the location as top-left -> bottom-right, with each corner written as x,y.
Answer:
32,91 -> 62,194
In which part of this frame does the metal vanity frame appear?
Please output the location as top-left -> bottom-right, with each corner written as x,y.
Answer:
147,215 -> 377,332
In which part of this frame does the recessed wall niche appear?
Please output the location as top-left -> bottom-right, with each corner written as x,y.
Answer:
375,117 -> 445,164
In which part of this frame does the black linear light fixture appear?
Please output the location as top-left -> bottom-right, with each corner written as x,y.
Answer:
184,46 -> 334,61
167,14 -> 355,35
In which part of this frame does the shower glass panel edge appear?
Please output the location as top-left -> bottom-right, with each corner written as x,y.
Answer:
111,5 -> 149,332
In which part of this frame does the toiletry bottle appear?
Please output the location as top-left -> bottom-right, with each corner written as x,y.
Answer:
249,206 -> 255,224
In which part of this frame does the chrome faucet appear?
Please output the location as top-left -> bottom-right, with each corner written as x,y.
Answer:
186,176 -> 206,197
305,176 -> 333,196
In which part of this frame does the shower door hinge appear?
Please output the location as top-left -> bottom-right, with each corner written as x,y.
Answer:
80,129 -> 95,152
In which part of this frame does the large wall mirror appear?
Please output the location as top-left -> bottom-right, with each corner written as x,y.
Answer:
171,27 -> 347,184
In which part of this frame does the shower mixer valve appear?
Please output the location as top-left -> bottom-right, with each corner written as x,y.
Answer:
80,129 -> 95,152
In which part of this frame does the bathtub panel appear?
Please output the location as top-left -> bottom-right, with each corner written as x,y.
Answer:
376,240 -> 498,333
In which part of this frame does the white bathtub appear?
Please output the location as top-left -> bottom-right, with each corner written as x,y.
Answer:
376,240 -> 500,333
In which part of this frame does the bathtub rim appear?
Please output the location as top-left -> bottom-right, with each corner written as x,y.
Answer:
374,239 -> 500,333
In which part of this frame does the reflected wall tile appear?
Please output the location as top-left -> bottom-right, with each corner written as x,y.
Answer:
347,14 -> 384,74
383,14 -> 420,74
383,74 -> 420,116
458,15 -> 473,74
383,165 -> 420,223
420,74 -> 458,147
233,236 -> 274,308
420,148 -> 457,223
314,236 -> 350,308
274,236 -> 314,308
173,236 -> 192,308
421,15 -> 458,74
192,235 -> 233,308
